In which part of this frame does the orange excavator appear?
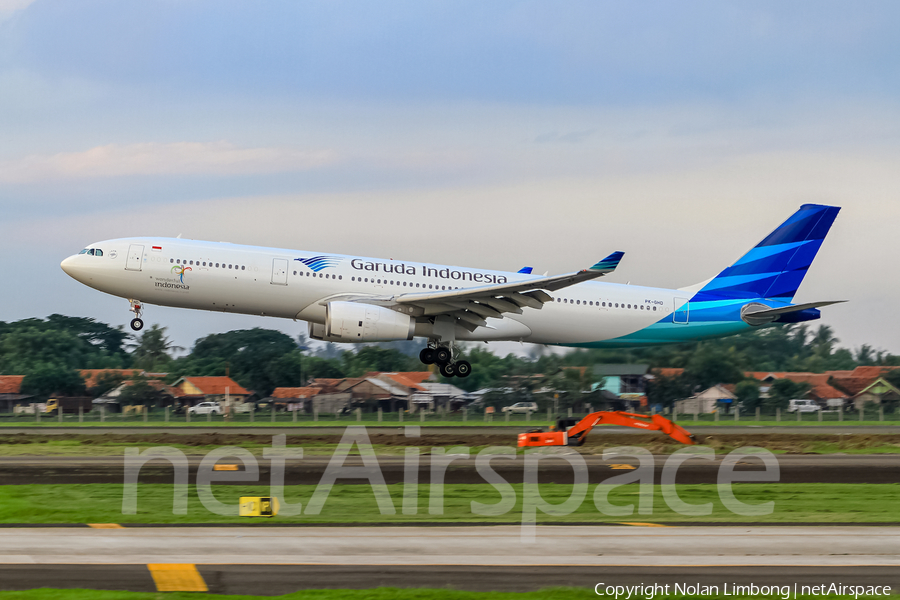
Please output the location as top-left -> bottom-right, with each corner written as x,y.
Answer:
517,411 -> 697,447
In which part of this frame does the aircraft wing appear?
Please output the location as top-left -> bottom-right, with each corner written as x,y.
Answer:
339,251 -> 623,331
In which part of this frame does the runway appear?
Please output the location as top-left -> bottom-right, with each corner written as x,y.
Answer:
2,453 -> 899,484
3,524 -> 899,566
0,526 -> 898,593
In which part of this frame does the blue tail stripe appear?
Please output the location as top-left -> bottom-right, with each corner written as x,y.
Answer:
694,204 -> 839,302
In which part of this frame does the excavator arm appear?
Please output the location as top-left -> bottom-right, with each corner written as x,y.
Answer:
517,411 -> 696,447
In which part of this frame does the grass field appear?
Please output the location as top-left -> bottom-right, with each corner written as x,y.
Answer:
0,483 -> 896,524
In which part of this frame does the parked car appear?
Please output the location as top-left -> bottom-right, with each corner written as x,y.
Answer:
787,399 -> 820,413
501,402 -> 538,414
188,402 -> 222,415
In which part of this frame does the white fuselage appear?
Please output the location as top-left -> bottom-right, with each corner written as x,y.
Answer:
61,237 -> 685,346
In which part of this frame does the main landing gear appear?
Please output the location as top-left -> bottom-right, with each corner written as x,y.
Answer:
419,342 -> 470,378
128,300 -> 144,331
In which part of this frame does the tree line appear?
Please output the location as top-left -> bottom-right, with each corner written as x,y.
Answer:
1,315 -> 897,403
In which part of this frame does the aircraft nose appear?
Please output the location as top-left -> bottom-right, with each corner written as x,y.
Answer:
60,255 -> 81,279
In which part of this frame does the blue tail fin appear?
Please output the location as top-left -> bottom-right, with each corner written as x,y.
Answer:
694,204 -> 840,302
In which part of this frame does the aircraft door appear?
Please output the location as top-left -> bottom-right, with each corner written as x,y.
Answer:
271,258 -> 288,285
673,297 -> 689,324
125,244 -> 144,271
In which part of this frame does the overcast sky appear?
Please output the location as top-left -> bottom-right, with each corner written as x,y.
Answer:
1,1 -> 899,356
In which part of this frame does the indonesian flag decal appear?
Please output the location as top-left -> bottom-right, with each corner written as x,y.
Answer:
151,246 -> 162,252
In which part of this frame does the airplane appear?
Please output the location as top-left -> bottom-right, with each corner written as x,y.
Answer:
60,204 -> 844,378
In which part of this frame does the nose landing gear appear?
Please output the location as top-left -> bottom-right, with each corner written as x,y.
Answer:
419,341 -> 471,378
129,300 -> 144,331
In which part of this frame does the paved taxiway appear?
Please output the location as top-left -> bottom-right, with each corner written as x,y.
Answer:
3,453 -> 899,484
2,424 -> 900,434
2,526 -> 900,593
1,564 -> 898,594
3,525 -> 899,566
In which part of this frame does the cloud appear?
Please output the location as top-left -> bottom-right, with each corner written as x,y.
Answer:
0,0 -> 36,21
534,129 -> 597,144
0,141 -> 337,183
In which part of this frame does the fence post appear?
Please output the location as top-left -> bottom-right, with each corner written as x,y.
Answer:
207,409 -> 211,423
838,405 -> 843,422
776,407 -> 780,422
378,407 -> 382,423
756,407 -> 760,422
420,410 -> 425,423
818,407 -> 823,422
313,407 -> 318,422
714,410 -> 719,422
356,407 -> 362,422
526,410 -> 531,422
734,407 -> 739,422
249,405 -> 254,422
672,406 -> 677,422
58,407 -> 63,423
860,406 -> 864,422
505,410 -> 509,423
165,406 -> 169,423
35,405 -> 40,423
101,405 -> 105,423
694,409 -> 698,422
398,408 -> 402,423
79,406 -> 84,424
293,408 -> 297,423
879,405 -> 884,422
144,406 -> 148,423
567,408 -> 573,418
271,405 -> 276,422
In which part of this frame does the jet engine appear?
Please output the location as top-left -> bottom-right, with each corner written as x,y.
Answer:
309,301 -> 415,343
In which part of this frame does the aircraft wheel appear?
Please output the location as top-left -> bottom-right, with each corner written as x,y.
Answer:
130,318 -> 144,331
439,362 -> 456,378
419,348 -> 436,365
435,347 -> 452,365
455,360 -> 472,378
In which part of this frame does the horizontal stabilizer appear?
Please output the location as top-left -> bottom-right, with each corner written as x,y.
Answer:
741,300 -> 846,326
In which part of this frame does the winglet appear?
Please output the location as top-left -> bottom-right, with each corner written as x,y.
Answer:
517,267 -> 534,274
589,251 -> 624,274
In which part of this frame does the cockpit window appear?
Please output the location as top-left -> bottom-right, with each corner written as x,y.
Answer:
78,249 -> 89,254
95,249 -> 103,257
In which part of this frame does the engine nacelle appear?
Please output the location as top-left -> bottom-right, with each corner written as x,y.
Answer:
309,302 -> 415,343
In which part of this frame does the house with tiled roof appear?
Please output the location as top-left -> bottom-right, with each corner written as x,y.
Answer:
0,375 -> 32,412
850,378 -> 900,411
170,376 -> 251,405
79,369 -> 144,390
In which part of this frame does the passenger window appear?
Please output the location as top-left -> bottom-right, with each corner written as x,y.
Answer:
293,271 -> 297,276
338,275 -> 342,280
242,266 -> 245,270
215,263 -> 219,267
170,259 -> 174,263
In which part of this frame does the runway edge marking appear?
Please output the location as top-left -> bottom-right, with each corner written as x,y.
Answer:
147,564 -> 208,592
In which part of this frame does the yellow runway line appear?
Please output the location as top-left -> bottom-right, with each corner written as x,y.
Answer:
147,564 -> 208,592
617,522 -> 671,527
87,523 -> 124,529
